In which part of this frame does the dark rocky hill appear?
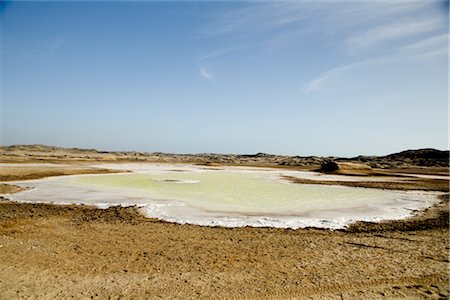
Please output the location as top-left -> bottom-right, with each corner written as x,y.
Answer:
351,149 -> 449,168
384,148 -> 448,161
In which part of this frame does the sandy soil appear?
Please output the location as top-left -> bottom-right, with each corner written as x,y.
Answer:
283,175 -> 449,192
0,164 -> 122,181
0,163 -> 448,299
0,184 -> 26,194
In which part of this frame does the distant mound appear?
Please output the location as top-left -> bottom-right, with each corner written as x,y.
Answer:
383,148 -> 449,161
319,161 -> 373,175
0,144 -> 448,168
378,149 -> 449,167
351,148 -> 449,168
1,144 -> 100,154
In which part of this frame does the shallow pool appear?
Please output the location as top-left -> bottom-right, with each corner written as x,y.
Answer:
7,164 -> 439,229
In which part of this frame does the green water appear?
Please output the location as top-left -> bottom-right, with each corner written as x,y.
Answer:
75,172 -> 401,214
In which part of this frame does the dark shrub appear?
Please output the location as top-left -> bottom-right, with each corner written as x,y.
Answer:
320,161 -> 339,173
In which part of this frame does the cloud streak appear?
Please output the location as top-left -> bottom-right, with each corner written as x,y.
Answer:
203,1 -> 433,38
401,33 -> 448,51
304,39 -> 447,94
346,18 -> 444,50
303,62 -> 367,94
198,1 -> 441,63
198,1 -> 446,92
199,67 -> 213,80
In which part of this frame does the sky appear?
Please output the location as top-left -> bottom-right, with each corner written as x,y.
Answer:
0,1 -> 448,157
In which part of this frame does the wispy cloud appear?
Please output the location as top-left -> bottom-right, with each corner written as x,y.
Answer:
303,62 -> 367,94
203,1 -> 432,38
303,39 -> 447,94
198,1 -> 439,61
198,1 -> 446,91
401,33 -> 448,51
301,2 -> 447,93
346,18 -> 444,50
199,67 -> 213,80
196,43 -> 261,62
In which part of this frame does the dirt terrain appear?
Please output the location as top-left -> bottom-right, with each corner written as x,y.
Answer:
0,197 -> 448,299
0,145 -> 448,299
1,144 -> 448,170
283,175 -> 449,192
0,164 -> 122,182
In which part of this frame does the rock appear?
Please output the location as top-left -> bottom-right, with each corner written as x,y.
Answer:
319,161 -> 373,174
319,161 -> 339,173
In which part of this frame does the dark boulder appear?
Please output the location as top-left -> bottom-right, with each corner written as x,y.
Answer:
319,161 -> 339,173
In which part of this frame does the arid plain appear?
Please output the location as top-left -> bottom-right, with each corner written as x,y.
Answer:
0,145 -> 448,299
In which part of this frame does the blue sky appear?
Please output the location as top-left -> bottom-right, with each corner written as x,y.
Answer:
1,1 -> 448,156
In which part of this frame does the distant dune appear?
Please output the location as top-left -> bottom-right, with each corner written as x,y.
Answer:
0,144 -> 448,169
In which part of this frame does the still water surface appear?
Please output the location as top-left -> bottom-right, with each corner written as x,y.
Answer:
8,164 -> 438,229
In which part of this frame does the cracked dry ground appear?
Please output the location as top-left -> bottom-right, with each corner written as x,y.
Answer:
0,198 -> 448,299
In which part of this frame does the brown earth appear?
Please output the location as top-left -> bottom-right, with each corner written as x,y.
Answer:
283,176 -> 450,192
0,159 -> 449,299
0,197 -> 448,299
0,184 -> 26,194
0,164 -> 123,182
1,144 -> 449,170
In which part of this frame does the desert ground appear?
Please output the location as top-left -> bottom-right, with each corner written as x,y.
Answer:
0,146 -> 448,299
